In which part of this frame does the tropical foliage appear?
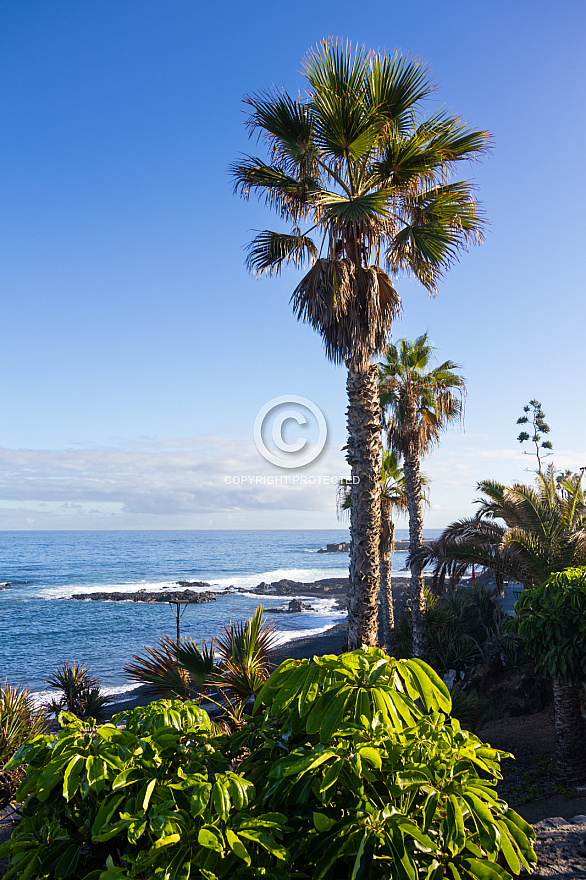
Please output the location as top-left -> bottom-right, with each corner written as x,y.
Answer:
511,567 -> 586,781
421,465 -> 586,592
232,40 -> 488,648
124,608 -> 279,724
379,334 -> 466,657
0,681 -> 48,809
394,583 -> 510,681
2,649 -> 536,880
45,662 -> 112,722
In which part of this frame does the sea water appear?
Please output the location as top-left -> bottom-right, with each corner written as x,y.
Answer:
0,529 -> 420,701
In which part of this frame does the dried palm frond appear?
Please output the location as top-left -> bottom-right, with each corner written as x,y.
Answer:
292,258 -> 401,368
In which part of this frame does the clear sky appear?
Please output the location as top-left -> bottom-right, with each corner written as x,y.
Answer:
1,0 -> 585,530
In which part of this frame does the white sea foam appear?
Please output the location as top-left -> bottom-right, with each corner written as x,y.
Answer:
273,623 -> 343,646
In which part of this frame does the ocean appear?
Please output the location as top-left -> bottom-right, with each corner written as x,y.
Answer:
0,529 -> 418,703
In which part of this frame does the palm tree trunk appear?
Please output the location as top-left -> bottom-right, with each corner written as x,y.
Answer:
402,450 -> 427,659
552,678 -> 586,782
379,512 -> 395,654
346,363 -> 381,649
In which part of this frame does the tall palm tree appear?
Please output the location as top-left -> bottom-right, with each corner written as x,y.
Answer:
232,41 -> 488,648
421,466 -> 586,591
338,449 -> 414,652
379,334 -> 465,657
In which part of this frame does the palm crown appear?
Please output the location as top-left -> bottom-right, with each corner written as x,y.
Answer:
378,333 -> 466,456
423,466 -> 586,591
232,41 -> 489,367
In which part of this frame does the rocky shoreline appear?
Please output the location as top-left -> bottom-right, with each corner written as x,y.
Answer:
68,575 -> 422,615
69,576 -> 352,606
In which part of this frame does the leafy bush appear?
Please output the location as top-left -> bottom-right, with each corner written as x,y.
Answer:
512,567 -> 586,684
396,585 -> 510,682
0,681 -> 48,809
511,567 -> 586,781
1,649 -> 536,879
45,663 -> 112,722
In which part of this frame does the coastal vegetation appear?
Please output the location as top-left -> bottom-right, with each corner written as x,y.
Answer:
512,568 -> 586,782
420,465 -> 586,592
232,40 -> 488,649
516,400 -> 553,473
45,663 -> 112,723
124,607 -> 279,725
0,682 -> 48,810
379,334 -> 466,659
1,649 -> 537,880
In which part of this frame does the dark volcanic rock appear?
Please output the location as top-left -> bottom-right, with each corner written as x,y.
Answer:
176,580 -> 211,588
70,589 -> 217,604
249,577 -> 348,595
266,598 -> 315,613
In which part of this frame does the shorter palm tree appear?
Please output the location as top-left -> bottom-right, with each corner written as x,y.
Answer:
379,334 -> 465,658
422,465 -> 586,592
124,608 -> 279,724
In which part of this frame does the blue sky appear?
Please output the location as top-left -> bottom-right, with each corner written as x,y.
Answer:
0,0 -> 585,529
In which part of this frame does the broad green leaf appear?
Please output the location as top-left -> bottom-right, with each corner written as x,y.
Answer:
55,844 -> 80,879
86,756 -> 108,790
238,829 -> 287,860
445,795 -> 465,855
358,747 -> 382,769
153,833 -> 181,848
496,821 -> 520,874
457,858 -> 510,879
313,812 -> 335,832
142,778 -> 157,811
226,829 -> 251,865
62,754 -> 84,801
112,767 -> 145,791
198,826 -> 224,852
91,794 -> 125,836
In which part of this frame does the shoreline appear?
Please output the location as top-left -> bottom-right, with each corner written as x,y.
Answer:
104,575 -> 419,717
105,620 -> 351,717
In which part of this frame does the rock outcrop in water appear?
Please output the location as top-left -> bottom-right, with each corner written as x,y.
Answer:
248,577 -> 348,595
175,581 -> 211,588
70,589 -> 217,604
265,598 -> 315,613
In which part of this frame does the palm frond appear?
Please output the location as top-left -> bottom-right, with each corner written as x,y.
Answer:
124,638 -> 191,700
245,230 -> 318,277
379,333 -> 465,456
230,157 -> 317,221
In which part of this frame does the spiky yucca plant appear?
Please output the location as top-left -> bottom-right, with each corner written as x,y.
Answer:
124,608 -> 279,724
0,681 -> 48,809
232,41 -> 488,648
45,662 -> 112,721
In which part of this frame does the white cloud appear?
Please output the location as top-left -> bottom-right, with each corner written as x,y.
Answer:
0,437 -> 350,518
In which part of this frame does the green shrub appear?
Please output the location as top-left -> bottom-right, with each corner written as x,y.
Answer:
512,566 -> 586,683
1,649 -> 536,879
